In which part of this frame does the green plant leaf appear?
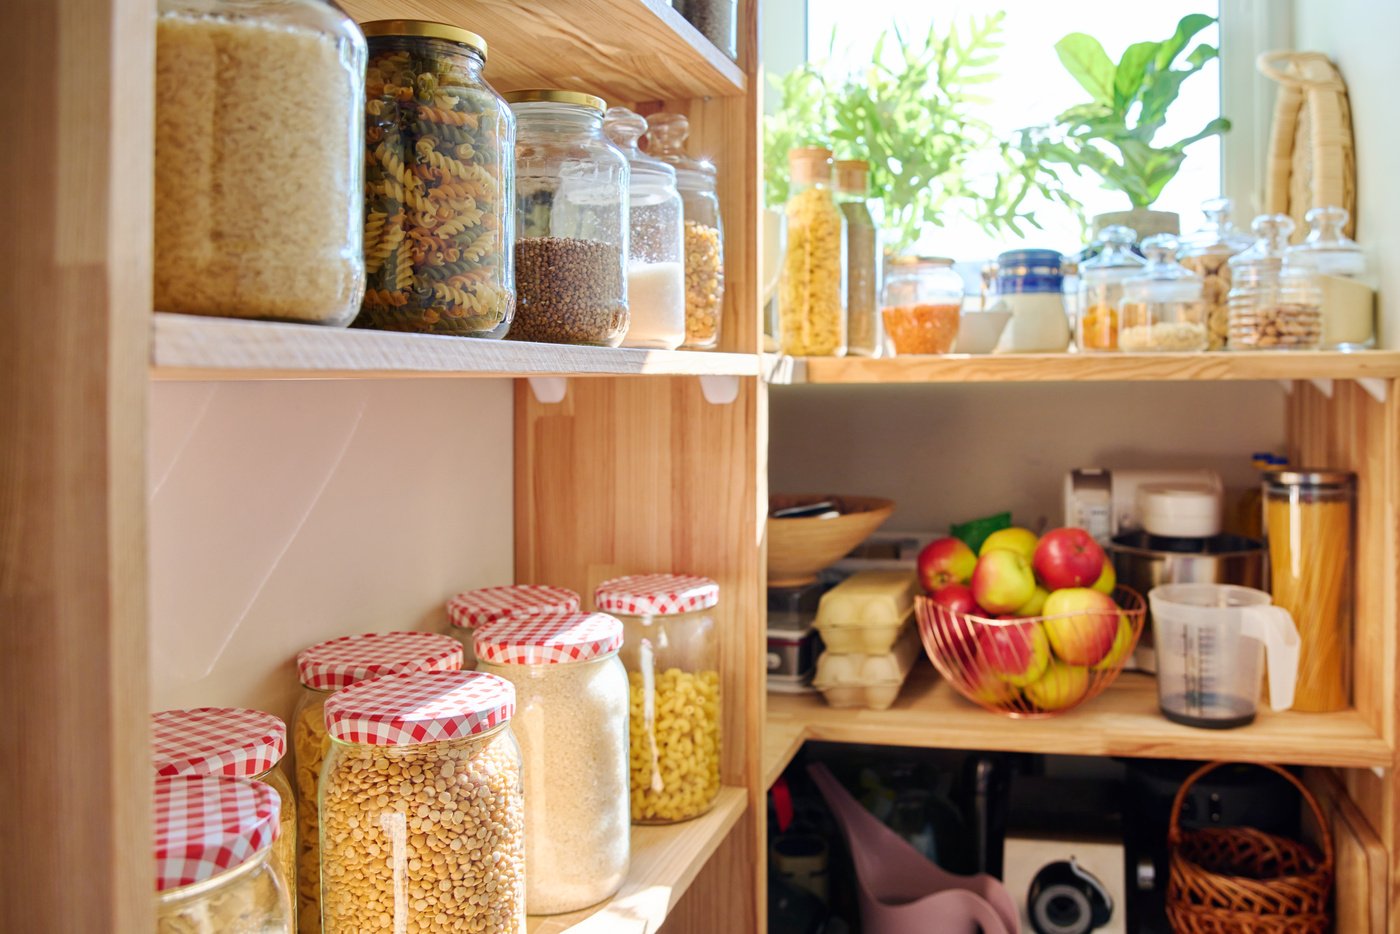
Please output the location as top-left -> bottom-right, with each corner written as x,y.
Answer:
1055,33 -> 1116,104
1154,13 -> 1215,71
1114,41 -> 1159,108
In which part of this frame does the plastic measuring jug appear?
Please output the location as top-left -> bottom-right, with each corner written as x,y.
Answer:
1149,583 -> 1300,728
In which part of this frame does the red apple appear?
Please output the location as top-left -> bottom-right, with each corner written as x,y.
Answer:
1012,586 -> 1049,618
1023,661 -> 1090,711
1033,527 -> 1108,590
976,619 -> 1050,687
965,663 -> 1019,707
1042,587 -> 1120,666
1091,615 -> 1136,671
971,549 -> 1037,614
925,584 -> 984,666
979,526 -> 1039,560
1090,560 -> 1116,595
918,537 -> 978,592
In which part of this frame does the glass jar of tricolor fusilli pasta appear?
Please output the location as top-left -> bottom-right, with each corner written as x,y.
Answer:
354,21 -> 516,337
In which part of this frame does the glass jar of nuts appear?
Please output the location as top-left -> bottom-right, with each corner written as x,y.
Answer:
1179,198 -> 1251,349
1227,215 -> 1323,351
507,89 -> 630,346
319,671 -> 524,933
446,583 -> 580,667
595,573 -> 722,824
292,632 -> 463,934
154,774 -> 292,934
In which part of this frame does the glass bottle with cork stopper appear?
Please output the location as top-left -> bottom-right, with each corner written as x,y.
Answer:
1118,235 -> 1208,352
779,147 -> 846,356
835,159 -> 880,357
1077,225 -> 1145,351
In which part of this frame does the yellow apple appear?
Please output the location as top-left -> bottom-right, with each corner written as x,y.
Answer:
1043,587 -> 1120,666
971,549 -> 1037,614
1091,615 -> 1136,671
1023,662 -> 1090,711
1091,561 -> 1116,595
1012,586 -> 1049,617
979,527 -> 1039,560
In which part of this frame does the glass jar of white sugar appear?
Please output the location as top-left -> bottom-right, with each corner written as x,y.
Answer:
476,611 -> 631,914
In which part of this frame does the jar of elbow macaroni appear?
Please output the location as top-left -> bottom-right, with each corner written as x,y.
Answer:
446,583 -> 581,667
291,631 -> 463,934
319,671 -> 525,933
153,774 -> 291,933
595,573 -> 722,824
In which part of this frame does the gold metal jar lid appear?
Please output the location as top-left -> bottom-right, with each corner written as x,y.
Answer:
503,88 -> 607,113
360,20 -> 488,61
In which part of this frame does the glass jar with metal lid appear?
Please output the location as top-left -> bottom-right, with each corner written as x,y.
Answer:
646,111 -> 726,349
1227,215 -> 1322,350
605,107 -> 686,350
154,774 -> 291,933
475,611 -> 630,914
1118,235 -> 1208,352
595,573 -> 722,824
354,20 -> 515,337
507,89 -> 630,346
1077,225 -> 1145,351
291,631 -> 463,934
994,249 -> 1070,352
881,256 -> 962,355
446,583 -> 581,666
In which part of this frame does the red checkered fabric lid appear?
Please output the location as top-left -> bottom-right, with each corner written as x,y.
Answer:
153,774 -> 280,892
474,611 -> 623,665
446,584 -> 581,630
151,707 -> 286,778
595,573 -> 720,615
297,631 -> 463,691
323,670 -> 515,746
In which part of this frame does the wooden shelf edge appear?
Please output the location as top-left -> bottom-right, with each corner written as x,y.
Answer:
150,314 -> 760,380
526,785 -> 748,934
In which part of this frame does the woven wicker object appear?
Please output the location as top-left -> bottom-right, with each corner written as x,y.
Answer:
1258,51 -> 1356,243
1166,761 -> 1333,933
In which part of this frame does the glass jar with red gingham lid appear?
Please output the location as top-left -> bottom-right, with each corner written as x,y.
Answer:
445,583 -> 581,667
475,611 -> 630,913
595,573 -> 721,824
290,630 -> 463,934
153,773 -> 292,933
318,670 -> 524,933
151,707 -> 296,913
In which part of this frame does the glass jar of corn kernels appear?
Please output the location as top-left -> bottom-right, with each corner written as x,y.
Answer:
595,573 -> 722,824
319,671 -> 524,933
291,631 -> 463,934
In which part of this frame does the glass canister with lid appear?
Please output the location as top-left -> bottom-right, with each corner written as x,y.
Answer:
881,256 -> 963,355
596,573 -> 722,824
508,89 -> 630,346
154,773 -> 291,933
319,670 -> 524,933
779,147 -> 846,356
475,611 -> 630,914
446,583 -> 581,667
994,249 -> 1070,352
1289,206 -> 1366,276
605,107 -> 687,350
291,631 -> 463,934
1179,198 -> 1252,349
1118,235 -> 1208,352
1077,226 -> 1146,351
836,160 -> 881,357
154,0 -> 366,325
354,20 -> 515,337
1288,206 -> 1374,351
646,111 -> 726,349
1227,215 -> 1322,350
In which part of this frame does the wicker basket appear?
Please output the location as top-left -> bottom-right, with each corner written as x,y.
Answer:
1166,762 -> 1333,934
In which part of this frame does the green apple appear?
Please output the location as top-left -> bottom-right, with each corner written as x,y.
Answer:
1012,586 -> 1049,617
1091,615 -> 1135,671
1042,587 -> 1120,666
1090,560 -> 1116,595
978,526 -> 1039,560
1023,662 -> 1090,711
971,549 -> 1037,614
976,619 -> 1051,687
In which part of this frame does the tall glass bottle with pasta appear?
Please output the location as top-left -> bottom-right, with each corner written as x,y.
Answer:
779,147 -> 846,356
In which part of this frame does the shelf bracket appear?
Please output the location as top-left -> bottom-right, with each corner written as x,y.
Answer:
527,376 -> 568,404
1356,377 -> 1389,404
1309,378 -> 1334,398
1373,765 -> 1386,780
1278,380 -> 1294,395
698,374 -> 739,405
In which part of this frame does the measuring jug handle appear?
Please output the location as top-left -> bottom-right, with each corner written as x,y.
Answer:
1241,604 -> 1300,711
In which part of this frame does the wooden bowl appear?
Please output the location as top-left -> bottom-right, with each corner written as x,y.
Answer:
767,494 -> 895,587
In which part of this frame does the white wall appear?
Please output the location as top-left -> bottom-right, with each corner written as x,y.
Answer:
147,379 -> 515,720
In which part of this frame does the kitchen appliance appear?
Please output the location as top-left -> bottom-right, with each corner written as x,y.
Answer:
1004,837 -> 1124,934
768,582 -> 824,692
1064,468 -> 1222,543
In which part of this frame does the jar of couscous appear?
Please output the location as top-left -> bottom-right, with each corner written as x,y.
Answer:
319,670 -> 525,933
154,773 -> 292,933
291,631 -> 463,934
446,583 -> 581,667
595,573 -> 722,824
476,611 -> 630,914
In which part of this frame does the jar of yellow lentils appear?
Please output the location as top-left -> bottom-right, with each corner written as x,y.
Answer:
151,707 -> 296,914
291,631 -> 463,934
595,573 -> 722,824
154,773 -> 292,933
319,670 -> 525,933
446,583 -> 581,667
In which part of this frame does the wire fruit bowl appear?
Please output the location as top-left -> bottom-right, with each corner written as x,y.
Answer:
915,587 -> 1146,718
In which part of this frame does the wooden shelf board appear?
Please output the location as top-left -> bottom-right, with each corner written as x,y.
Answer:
150,314 -> 760,380
772,351 -> 1400,385
525,785 -> 747,934
764,667 -> 1392,787
339,0 -> 744,103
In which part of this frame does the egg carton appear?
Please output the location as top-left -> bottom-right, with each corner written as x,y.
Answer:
812,624 -> 922,711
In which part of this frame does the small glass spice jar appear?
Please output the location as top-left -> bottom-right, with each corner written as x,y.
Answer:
354,20 -> 515,337
881,256 -> 963,355
508,89 -> 630,346
1227,215 -> 1322,350
291,631 -> 463,934
150,707 -> 296,914
446,583 -> 581,667
1117,235 -> 1208,352
475,611 -> 630,914
836,160 -> 881,357
1179,198 -> 1252,349
779,147 -> 846,356
595,573 -> 722,824
319,671 -> 524,933
1077,225 -> 1145,352
154,774 -> 291,934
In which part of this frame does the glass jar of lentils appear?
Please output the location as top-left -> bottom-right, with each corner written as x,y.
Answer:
507,89 -> 630,346
319,670 -> 525,933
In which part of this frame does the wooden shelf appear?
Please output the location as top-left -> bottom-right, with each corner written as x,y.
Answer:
525,786 -> 747,933
764,667 -> 1392,787
770,351 -> 1400,385
151,313 -> 760,380
338,0 -> 745,103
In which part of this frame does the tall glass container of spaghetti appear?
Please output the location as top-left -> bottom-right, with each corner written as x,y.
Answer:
1263,469 -> 1355,712
779,147 -> 845,356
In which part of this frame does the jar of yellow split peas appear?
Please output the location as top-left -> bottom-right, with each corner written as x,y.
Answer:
595,573 -> 722,824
